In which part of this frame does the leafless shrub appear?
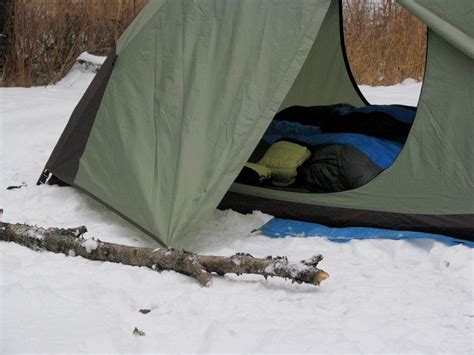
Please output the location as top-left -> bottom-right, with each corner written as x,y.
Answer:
1,0 -> 147,87
343,0 -> 426,85
2,0 -> 425,87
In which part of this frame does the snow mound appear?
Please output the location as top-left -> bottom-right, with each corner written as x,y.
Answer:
62,52 -> 108,78
77,51 -> 107,66
401,78 -> 418,86
359,80 -> 422,106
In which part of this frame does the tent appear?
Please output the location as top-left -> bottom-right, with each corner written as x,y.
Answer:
38,0 -> 474,248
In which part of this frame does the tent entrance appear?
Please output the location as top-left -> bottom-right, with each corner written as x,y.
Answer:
234,102 -> 417,193
234,0 -> 425,195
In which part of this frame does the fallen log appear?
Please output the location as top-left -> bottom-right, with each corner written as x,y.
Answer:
0,222 -> 329,287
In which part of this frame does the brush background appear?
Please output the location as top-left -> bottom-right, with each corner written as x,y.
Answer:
0,0 -> 426,87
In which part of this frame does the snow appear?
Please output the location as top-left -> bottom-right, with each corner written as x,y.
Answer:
0,55 -> 472,354
83,238 -> 99,253
77,51 -> 107,66
359,79 -> 423,106
25,228 -> 44,240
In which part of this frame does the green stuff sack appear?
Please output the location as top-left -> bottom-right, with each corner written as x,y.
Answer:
235,162 -> 272,185
258,141 -> 311,187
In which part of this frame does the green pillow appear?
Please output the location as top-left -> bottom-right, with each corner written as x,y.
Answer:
258,141 -> 311,186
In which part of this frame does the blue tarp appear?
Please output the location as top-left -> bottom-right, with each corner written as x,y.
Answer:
257,218 -> 474,247
263,121 -> 402,169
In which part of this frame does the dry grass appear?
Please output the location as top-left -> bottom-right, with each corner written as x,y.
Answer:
343,0 -> 426,85
1,0 -> 147,87
1,0 -> 426,87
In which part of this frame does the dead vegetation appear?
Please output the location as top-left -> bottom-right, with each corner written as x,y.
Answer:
1,0 -> 147,87
1,0 -> 425,87
342,0 -> 426,85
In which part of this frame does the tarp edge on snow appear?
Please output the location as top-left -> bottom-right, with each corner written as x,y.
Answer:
257,218 -> 474,247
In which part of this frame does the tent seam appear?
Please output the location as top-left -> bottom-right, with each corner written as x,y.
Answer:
151,2 -> 160,237
166,0 -> 186,242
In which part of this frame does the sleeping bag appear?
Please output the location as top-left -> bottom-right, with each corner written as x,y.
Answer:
238,104 -> 411,192
297,144 -> 383,192
264,121 -> 402,170
320,111 -> 412,143
273,104 -> 415,143
273,104 -> 355,126
339,104 -> 416,124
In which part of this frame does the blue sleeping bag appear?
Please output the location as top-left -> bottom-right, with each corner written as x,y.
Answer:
337,104 -> 416,123
263,120 -> 402,169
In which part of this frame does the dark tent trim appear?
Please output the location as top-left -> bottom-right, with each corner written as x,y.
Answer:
337,0 -> 370,106
39,47 -> 117,185
218,191 -> 474,241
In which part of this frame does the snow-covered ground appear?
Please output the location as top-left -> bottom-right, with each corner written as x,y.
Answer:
0,59 -> 472,354
359,78 -> 422,106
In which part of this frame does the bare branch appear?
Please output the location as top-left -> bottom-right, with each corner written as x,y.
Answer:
0,222 -> 329,287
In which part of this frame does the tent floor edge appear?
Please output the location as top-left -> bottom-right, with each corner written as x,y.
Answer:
218,191 -> 474,242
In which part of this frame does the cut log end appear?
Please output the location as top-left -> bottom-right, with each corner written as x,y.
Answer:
316,270 -> 330,285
